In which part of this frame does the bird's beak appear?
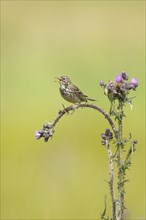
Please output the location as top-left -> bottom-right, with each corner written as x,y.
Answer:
54,77 -> 61,83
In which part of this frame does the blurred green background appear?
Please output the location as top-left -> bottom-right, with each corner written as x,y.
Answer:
1,1 -> 145,219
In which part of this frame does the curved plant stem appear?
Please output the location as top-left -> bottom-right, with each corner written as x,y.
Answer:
52,103 -> 118,139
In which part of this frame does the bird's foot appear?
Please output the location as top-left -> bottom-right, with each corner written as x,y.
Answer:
68,104 -> 79,114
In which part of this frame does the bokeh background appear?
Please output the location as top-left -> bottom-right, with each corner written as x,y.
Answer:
1,1 -> 145,219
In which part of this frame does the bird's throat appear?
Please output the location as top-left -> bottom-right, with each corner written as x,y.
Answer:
60,84 -> 66,90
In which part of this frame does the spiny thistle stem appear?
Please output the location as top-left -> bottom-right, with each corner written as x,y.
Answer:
106,141 -> 117,220
117,102 -> 125,220
52,103 -> 118,139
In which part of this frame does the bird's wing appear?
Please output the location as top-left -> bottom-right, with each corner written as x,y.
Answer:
69,83 -> 96,101
69,84 -> 87,101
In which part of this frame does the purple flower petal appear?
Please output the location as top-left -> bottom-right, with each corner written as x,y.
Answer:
34,130 -> 42,140
131,78 -> 138,87
115,74 -> 122,83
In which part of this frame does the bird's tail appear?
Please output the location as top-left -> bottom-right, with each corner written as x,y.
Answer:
87,97 -> 96,101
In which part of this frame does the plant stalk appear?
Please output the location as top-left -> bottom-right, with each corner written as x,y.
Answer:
117,102 -> 125,220
106,141 -> 117,220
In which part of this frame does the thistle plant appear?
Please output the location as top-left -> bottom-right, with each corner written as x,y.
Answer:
35,71 -> 138,220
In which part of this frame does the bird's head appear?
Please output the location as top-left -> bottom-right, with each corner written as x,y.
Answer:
55,76 -> 71,85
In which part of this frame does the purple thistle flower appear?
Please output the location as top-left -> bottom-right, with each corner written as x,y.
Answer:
34,130 -> 42,140
115,74 -> 122,83
131,78 -> 138,88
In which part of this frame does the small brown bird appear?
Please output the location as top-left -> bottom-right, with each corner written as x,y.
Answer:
56,76 -> 95,104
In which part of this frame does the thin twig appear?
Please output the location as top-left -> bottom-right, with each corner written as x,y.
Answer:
124,140 -> 137,164
100,195 -> 107,220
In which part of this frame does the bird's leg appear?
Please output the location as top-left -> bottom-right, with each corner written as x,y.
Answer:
66,104 -> 79,115
61,103 -> 79,115
61,104 -> 70,115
